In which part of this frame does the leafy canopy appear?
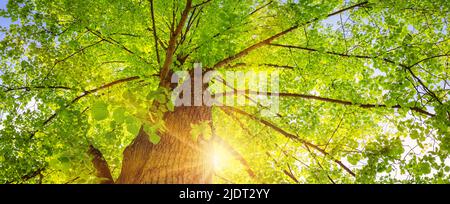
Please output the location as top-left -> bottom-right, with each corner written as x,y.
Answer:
0,0 -> 449,183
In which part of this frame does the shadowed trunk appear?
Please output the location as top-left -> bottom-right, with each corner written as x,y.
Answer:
116,67 -> 215,184
116,105 -> 213,184
88,145 -> 114,184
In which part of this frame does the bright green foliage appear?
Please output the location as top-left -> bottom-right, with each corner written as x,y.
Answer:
191,121 -> 212,141
1,0 -> 450,184
143,123 -> 160,145
91,102 -> 109,121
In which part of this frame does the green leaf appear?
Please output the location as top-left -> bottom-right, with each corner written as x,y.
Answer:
148,133 -> 161,144
147,88 -> 168,103
156,94 -> 167,104
58,156 -> 70,163
418,163 -> 431,175
3,0 -> 449,184
444,166 -> 450,172
411,130 -> 419,140
146,90 -> 161,100
125,116 -> 140,136
91,102 -> 109,121
143,124 -> 161,144
347,154 -> 361,165
166,101 -> 175,112
190,121 -> 212,141
113,107 -> 126,123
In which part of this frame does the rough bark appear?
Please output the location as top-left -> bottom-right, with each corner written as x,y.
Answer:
88,145 -> 114,184
117,70 -> 213,184
117,105 -> 213,184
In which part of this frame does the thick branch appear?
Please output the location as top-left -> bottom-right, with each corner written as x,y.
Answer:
270,43 -> 447,104
225,62 -> 294,69
408,54 -> 450,68
160,0 -> 193,86
214,90 -> 435,117
3,86 -> 74,93
212,25 -> 298,69
88,145 -> 114,184
69,76 -> 140,105
5,166 -> 46,184
149,0 -> 161,65
220,106 -> 356,177
28,76 -> 139,139
211,1 -> 368,69
45,76 -> 139,126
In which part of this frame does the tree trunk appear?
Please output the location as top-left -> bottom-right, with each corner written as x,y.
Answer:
116,105 -> 213,184
88,145 -> 114,184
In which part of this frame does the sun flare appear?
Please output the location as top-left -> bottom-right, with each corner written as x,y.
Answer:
211,145 -> 232,172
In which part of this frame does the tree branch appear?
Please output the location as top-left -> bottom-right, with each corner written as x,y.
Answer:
187,0 -> 272,57
3,86 -> 74,93
220,106 -> 356,177
304,143 -> 336,184
29,76 -> 140,139
214,90 -> 435,117
249,1 -> 273,16
160,0 -> 193,86
225,62 -> 294,69
211,1 -> 368,69
43,40 -> 104,81
86,28 -> 151,65
266,151 -> 300,183
269,43 -> 447,104
5,166 -> 46,184
149,0 -> 161,66
405,67 -> 443,105
88,145 -> 114,184
192,0 -> 212,8
408,54 -> 450,68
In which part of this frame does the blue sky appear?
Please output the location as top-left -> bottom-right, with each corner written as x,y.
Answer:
0,1 -> 8,83
0,0 -> 11,27
0,0 -> 11,40
0,0 -> 347,36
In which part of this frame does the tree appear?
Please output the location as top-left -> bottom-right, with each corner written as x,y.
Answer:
0,0 -> 449,184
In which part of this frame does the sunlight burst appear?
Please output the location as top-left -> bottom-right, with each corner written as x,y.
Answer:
212,145 -> 231,171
